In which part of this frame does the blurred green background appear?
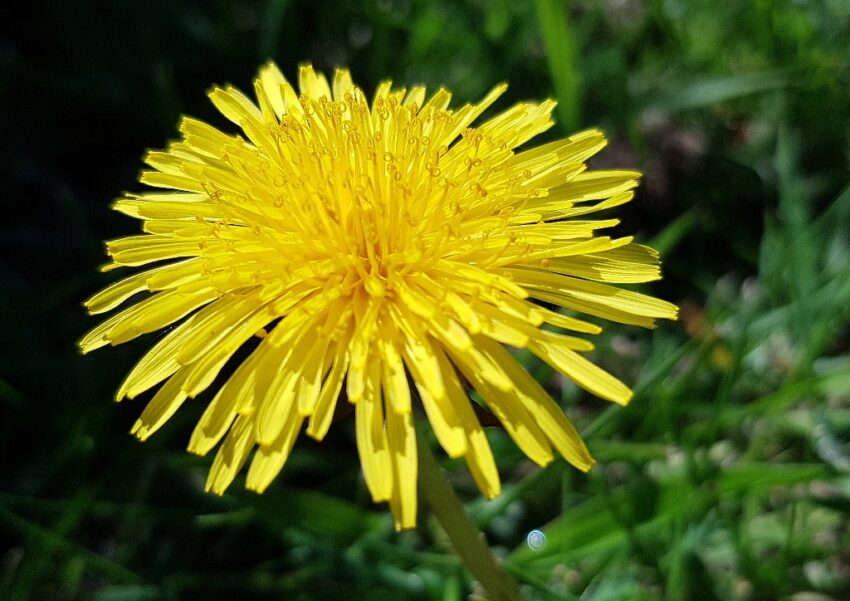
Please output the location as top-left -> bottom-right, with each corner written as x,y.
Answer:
2,1 -> 849,599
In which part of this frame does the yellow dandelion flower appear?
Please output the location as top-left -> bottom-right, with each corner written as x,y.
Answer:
80,62 -> 677,530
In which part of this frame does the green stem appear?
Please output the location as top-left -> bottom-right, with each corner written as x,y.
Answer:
417,438 -> 525,601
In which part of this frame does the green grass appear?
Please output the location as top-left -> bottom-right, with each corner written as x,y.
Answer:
1,0 -> 849,600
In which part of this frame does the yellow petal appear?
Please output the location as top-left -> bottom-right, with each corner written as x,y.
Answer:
188,344 -> 265,456
208,85 -> 263,127
83,259 -> 195,315
355,362 -> 393,502
256,329 -> 314,445
528,288 -> 659,328
386,408 -> 417,530
529,336 -> 632,405
509,269 -> 678,319
297,336 -> 332,416
433,347 -> 500,498
508,128 -> 606,171
347,294 -> 382,402
306,337 -> 349,441
545,170 -> 641,204
465,427 -> 501,499
139,171 -> 206,193
477,337 -> 594,471
179,116 -> 238,155
438,82 -> 508,145
105,236 -> 203,267
130,369 -> 190,441
257,61 -> 287,117
403,85 -> 426,109
206,415 -> 255,494
332,68 -> 354,102
246,410 -> 304,493
449,343 -> 553,467
413,375 -> 467,459
390,304 -> 446,402
181,302 -> 274,399
534,305 -> 602,334
298,64 -> 332,100
174,292 -> 268,366
378,333 -> 411,414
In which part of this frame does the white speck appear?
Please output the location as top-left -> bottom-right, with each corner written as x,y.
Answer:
526,529 -> 546,550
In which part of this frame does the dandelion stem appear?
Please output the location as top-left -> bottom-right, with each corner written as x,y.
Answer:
417,437 -> 525,601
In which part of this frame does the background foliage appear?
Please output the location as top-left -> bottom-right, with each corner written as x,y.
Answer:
2,1 -> 849,599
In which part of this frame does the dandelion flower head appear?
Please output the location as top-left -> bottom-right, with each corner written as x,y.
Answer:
80,62 -> 677,529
